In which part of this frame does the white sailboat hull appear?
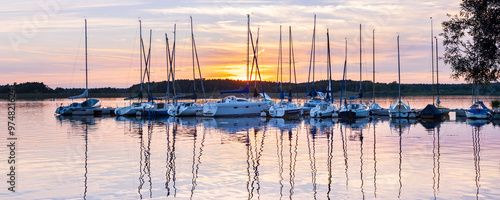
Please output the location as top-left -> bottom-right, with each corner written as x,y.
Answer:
300,98 -> 323,115
202,97 -> 267,117
465,110 -> 490,119
339,103 -> 369,118
269,107 -> 301,118
310,102 -> 337,118
55,99 -> 101,116
389,111 -> 409,118
114,106 -> 148,116
389,101 -> 411,118
369,103 -> 389,116
268,101 -> 301,118
114,102 -> 156,116
310,110 -> 334,118
150,103 -> 172,116
169,103 -> 202,117
465,102 -> 491,119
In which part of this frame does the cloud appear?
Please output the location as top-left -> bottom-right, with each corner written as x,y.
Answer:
0,0 -> 465,88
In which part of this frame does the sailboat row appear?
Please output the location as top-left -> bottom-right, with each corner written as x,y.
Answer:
56,16 -> 477,120
203,15 -> 269,117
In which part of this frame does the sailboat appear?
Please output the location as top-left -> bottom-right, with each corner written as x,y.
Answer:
368,29 -> 388,116
115,20 -> 157,116
301,15 -> 324,115
389,34 -> 411,118
202,15 -> 267,117
269,26 -> 301,118
310,28 -> 338,118
420,103 -> 444,119
420,20 -> 444,119
55,19 -> 101,115
168,17 -> 206,117
465,85 -> 491,119
339,24 -> 369,118
466,101 -> 491,119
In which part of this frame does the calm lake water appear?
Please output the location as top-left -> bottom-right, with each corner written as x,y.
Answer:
1,96 -> 500,199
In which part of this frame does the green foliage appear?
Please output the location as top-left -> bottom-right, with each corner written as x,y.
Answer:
492,100 -> 500,108
0,82 -> 53,94
2,81 -> 500,99
441,0 -> 500,86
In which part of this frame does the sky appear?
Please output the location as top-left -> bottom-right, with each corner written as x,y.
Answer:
0,0 -> 465,89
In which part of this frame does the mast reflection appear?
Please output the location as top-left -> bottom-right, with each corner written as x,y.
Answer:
327,124 -> 334,199
165,119 -> 177,197
114,116 -> 153,199
372,119 -> 377,198
472,126 -> 481,199
307,120 -> 318,200
360,126 -> 365,199
340,122 -> 349,189
345,118 -> 367,200
390,118 -> 409,199
289,128 -> 299,199
399,121 -> 402,199
275,126 -> 284,199
425,119 -> 442,200
56,115 -> 95,199
246,127 -> 265,199
137,119 -> 153,199
190,121 -> 205,199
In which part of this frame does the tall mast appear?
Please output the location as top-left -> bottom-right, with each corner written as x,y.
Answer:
397,34 -> 401,103
247,14 -> 250,88
327,29 -> 332,102
340,39 -> 347,108
306,14 -> 316,97
435,37 -> 440,106
85,19 -> 88,100
289,26 -> 292,98
431,17 -> 435,105
139,20 -> 143,97
312,15 -> 316,89
345,39 -> 347,96
372,29 -> 375,104
290,26 -> 298,102
191,16 -> 196,94
276,25 -> 282,101
147,29 -> 152,101
191,16 -> 206,100
279,25 -> 283,94
359,24 -> 362,104
165,33 -> 170,103
172,24 -> 177,103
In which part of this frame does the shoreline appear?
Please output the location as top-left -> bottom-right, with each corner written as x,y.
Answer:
2,93 -> 500,100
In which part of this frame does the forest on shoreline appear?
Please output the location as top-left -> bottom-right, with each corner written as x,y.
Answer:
1,80 -> 500,99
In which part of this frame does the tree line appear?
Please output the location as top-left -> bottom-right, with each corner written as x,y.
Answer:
2,80 -> 500,99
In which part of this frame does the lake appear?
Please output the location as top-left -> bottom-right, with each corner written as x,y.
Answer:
1,96 -> 500,199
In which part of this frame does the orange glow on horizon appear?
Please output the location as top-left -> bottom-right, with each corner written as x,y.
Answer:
0,1 -> 466,89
